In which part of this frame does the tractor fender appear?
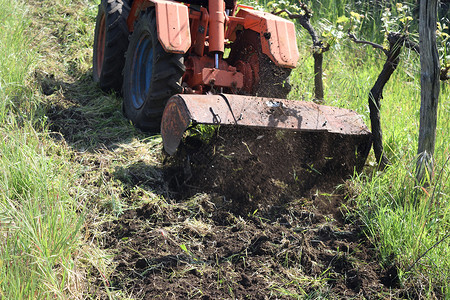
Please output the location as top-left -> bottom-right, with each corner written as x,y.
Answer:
128,0 -> 191,54
232,9 -> 299,68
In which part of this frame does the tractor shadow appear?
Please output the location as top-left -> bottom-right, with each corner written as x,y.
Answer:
36,69 -> 176,202
36,69 -> 142,152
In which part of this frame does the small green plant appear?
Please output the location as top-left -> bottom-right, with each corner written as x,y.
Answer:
180,243 -> 189,254
189,124 -> 218,144
266,0 -> 304,16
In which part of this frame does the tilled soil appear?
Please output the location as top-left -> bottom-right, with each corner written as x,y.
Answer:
101,195 -> 393,299
94,127 -> 411,299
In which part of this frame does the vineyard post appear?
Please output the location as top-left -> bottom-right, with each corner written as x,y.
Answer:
416,0 -> 440,184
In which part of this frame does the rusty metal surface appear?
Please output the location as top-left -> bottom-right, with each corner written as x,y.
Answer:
154,0 -> 191,53
161,94 -> 371,155
229,9 -> 299,68
161,95 -> 192,155
127,0 -> 191,53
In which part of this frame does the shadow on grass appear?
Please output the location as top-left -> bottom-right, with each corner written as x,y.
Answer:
35,69 -> 174,203
36,69 -> 149,152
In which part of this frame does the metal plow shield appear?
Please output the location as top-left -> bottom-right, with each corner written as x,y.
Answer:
161,94 -> 371,156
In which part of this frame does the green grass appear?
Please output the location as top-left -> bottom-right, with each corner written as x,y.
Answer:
0,125 -> 84,299
350,87 -> 450,297
0,0 -> 86,298
0,0 -> 37,122
353,157 -> 450,296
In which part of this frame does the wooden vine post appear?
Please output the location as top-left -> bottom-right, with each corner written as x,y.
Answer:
416,0 -> 440,184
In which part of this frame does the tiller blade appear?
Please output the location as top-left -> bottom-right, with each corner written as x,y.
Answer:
161,94 -> 371,156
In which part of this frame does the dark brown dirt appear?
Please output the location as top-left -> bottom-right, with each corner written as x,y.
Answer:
167,126 -> 371,215
102,196 -> 390,299
94,126 -> 416,299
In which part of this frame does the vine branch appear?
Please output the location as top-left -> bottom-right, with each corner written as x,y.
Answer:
348,33 -> 388,55
347,32 -> 418,169
273,4 -> 329,102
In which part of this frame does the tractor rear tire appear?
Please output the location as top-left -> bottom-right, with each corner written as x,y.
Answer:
93,0 -> 131,93
122,8 -> 185,132
228,30 -> 292,98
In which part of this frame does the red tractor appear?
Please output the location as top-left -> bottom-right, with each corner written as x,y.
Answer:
93,0 -> 370,156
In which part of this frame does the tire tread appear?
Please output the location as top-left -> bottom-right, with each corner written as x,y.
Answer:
122,8 -> 184,132
93,0 -> 131,93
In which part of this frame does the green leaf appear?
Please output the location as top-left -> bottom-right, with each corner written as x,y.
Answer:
336,16 -> 349,24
